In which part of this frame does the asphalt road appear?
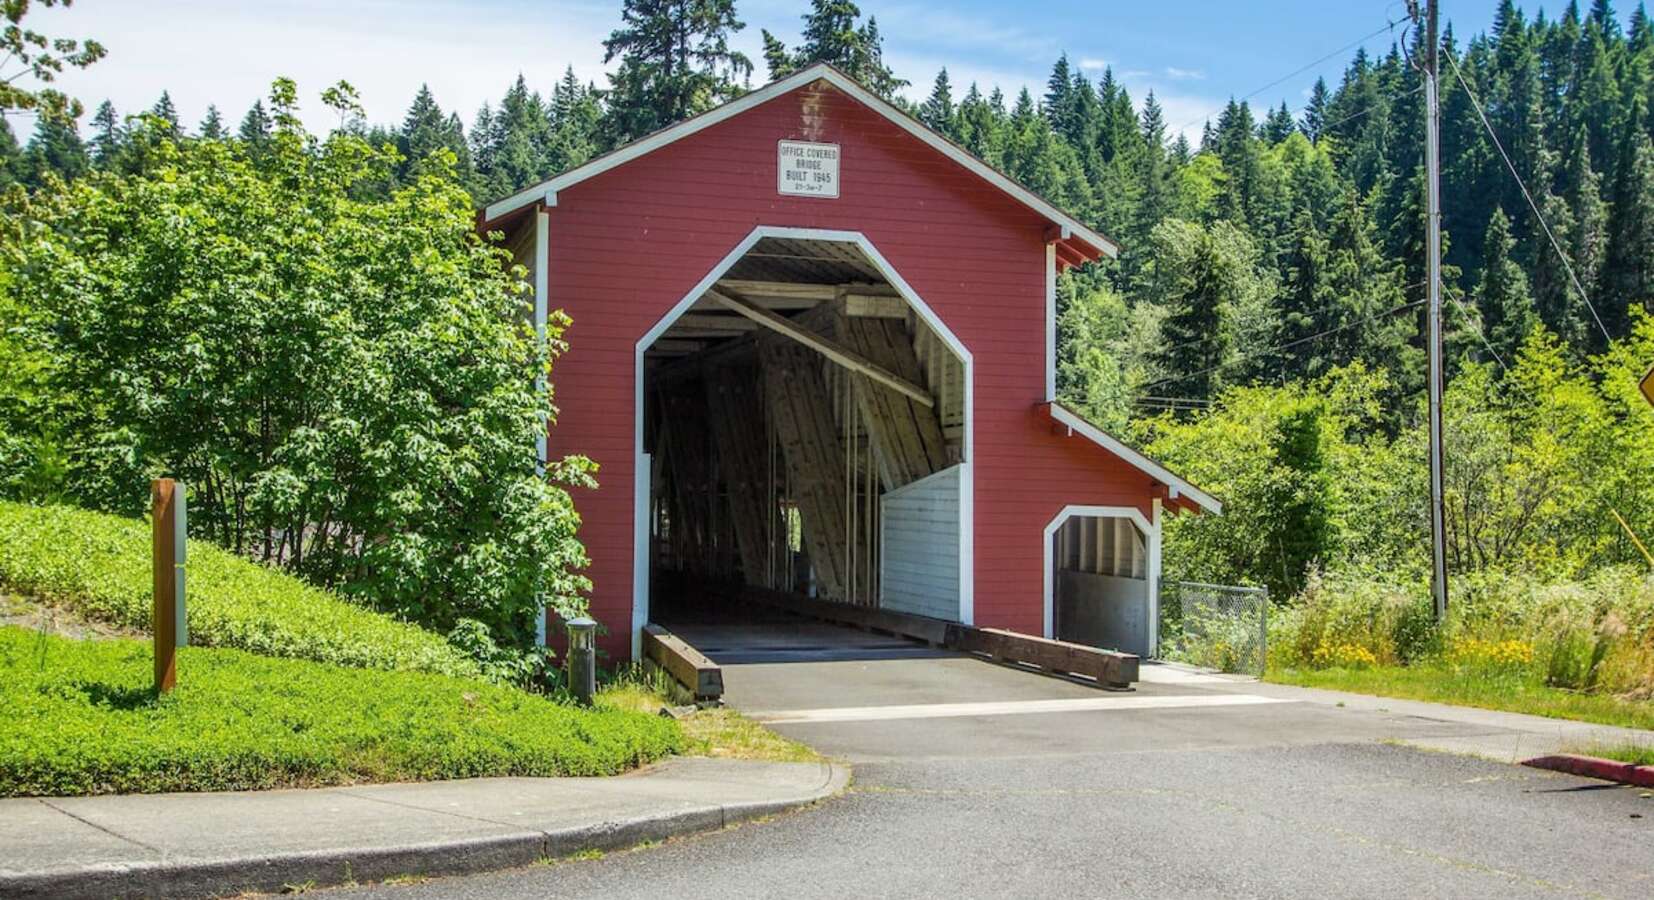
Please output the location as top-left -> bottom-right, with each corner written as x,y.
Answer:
334,622 -> 1654,899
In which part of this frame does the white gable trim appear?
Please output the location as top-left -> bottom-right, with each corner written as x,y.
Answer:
482,64 -> 1117,260
1046,402 -> 1222,515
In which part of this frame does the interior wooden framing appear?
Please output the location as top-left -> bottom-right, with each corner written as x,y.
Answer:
643,237 -> 965,615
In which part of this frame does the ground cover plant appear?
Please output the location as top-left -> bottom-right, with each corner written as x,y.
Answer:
0,501 -> 478,677
0,626 -> 682,797
1255,566 -> 1654,730
597,665 -> 821,764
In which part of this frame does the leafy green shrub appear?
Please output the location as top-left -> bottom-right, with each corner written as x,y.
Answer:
0,502 -> 477,677
1269,569 -> 1420,669
3,80 -> 591,649
0,627 -> 682,796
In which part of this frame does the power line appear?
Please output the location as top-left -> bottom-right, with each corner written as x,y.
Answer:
1174,17 -> 1407,135
1150,279 -> 1429,367
1441,49 -> 1615,345
1141,297 -> 1427,391
1315,82 -> 1425,135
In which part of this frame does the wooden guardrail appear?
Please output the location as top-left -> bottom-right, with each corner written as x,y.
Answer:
641,624 -> 724,702
953,628 -> 1139,689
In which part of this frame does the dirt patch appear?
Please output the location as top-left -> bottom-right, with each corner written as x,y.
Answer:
0,592 -> 142,641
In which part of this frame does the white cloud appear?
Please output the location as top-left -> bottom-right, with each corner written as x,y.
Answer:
23,0 -> 1229,148
22,0 -> 620,133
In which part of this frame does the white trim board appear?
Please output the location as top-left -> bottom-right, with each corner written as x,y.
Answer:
1045,402 -> 1223,515
481,63 -> 1116,261
632,226 -> 977,651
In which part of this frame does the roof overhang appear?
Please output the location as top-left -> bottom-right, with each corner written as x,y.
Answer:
478,63 -> 1116,263
1039,401 -> 1222,515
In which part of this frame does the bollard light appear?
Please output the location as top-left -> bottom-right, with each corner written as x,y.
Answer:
566,616 -> 597,705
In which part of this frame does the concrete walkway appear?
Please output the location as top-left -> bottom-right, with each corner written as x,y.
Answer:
0,757 -> 849,900
1184,668 -> 1654,762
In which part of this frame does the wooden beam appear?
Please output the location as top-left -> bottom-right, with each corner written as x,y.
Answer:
835,299 -> 949,489
649,339 -> 708,354
642,624 -> 724,701
759,335 -> 853,601
705,358 -> 782,587
671,313 -> 758,332
954,628 -> 1139,689
709,290 -> 934,408
716,280 -> 840,300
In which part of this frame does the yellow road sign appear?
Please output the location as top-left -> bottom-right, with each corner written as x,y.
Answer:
1643,364 -> 1654,410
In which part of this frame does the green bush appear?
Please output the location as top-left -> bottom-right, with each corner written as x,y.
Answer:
1268,565 -> 1654,698
0,627 -> 682,796
0,502 -> 478,677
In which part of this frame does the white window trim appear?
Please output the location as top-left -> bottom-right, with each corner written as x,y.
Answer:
631,226 -> 976,658
1042,504 -> 1161,657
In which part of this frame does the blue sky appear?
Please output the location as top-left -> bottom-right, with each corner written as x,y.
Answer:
27,1 -> 1509,141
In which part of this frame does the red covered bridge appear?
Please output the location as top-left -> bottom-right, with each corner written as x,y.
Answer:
481,63 -> 1219,664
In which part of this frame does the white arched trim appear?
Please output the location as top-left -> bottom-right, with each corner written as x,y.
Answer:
1041,504 -> 1162,655
632,225 -> 975,659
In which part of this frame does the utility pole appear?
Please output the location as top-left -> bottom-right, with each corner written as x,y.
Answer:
1415,0 -> 1449,622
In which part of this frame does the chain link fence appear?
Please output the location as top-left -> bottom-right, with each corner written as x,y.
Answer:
1159,581 -> 1269,676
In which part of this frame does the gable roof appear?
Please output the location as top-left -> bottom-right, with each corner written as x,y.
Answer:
1039,401 -> 1222,515
479,62 -> 1117,263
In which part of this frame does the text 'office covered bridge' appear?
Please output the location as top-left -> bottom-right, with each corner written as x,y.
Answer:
481,63 -> 1220,663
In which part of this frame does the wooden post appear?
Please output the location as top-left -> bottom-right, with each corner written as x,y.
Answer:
151,478 -> 185,693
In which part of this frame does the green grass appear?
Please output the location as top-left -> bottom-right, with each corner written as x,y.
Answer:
0,626 -> 682,797
0,502 -> 476,676
598,685 -> 821,764
596,666 -> 822,764
1579,743 -> 1654,766
1269,663 -> 1654,731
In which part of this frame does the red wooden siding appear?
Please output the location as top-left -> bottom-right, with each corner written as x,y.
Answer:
544,80 -> 1166,660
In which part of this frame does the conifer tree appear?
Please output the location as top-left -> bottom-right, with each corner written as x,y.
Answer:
88,100 -> 123,167
1262,102 -> 1296,144
398,84 -> 471,184
1602,129 -> 1654,340
1301,77 -> 1330,142
919,68 -> 955,135
476,76 -> 554,198
764,1 -> 905,96
1152,220 -> 1236,401
954,83 -> 1003,162
601,0 -> 753,143
548,67 -> 602,174
1475,208 -> 1540,362
150,91 -> 180,135
1213,99 -> 1261,226
21,113 -> 88,185
239,100 -> 273,156
1278,208 -> 1333,378
197,105 -> 225,140
0,118 -> 20,187
1044,54 -> 1074,135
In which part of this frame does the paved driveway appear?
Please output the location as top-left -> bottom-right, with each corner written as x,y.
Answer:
337,621 -> 1654,899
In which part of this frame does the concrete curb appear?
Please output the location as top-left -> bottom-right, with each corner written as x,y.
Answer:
0,762 -> 851,900
1521,754 -> 1654,788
